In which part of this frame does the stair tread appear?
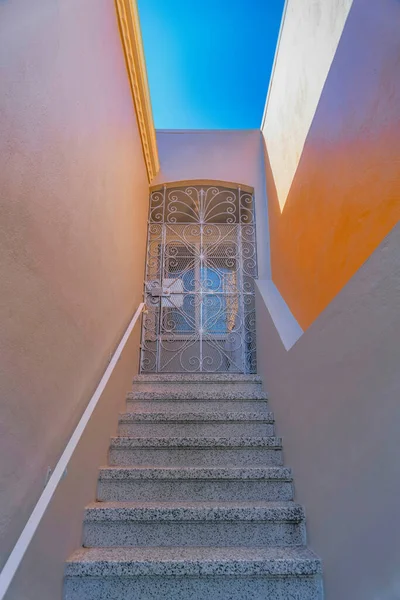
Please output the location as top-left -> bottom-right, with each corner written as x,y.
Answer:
119,411 -> 274,423
128,390 -> 268,401
84,500 -> 304,521
110,436 -> 282,448
98,466 -> 292,480
66,372 -> 323,595
66,546 -> 321,577
132,374 -> 262,383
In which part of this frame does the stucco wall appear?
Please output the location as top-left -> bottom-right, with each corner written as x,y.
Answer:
262,0 -> 400,328
0,0 -> 148,574
5,324 -> 142,600
154,130 -> 270,278
262,0 -> 353,210
256,222 -> 400,600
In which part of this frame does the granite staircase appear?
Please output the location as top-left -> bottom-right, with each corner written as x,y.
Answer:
64,374 -> 323,599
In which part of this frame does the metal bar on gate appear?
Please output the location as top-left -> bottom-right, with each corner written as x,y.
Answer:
238,187 -> 246,373
156,185 -> 167,373
199,188 -> 204,372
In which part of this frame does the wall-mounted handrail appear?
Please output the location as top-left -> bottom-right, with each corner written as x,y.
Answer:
0,302 -> 146,600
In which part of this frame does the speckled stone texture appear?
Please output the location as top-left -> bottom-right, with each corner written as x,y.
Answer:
128,387 -> 268,401
119,411 -> 274,422
109,447 -> 283,468
126,398 -> 268,414
118,411 -> 275,437
132,374 -> 263,383
65,547 -> 323,600
64,575 -> 323,600
83,501 -> 307,547
66,546 -> 322,576
108,436 -> 283,467
64,374 -> 323,599
97,467 -> 294,502
84,500 -> 305,522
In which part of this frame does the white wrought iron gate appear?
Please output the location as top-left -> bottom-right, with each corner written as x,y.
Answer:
140,183 -> 257,373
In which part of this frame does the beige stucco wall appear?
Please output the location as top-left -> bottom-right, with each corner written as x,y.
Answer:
262,0 -> 353,210
256,222 -> 400,599
154,130 -> 271,279
0,0 -> 148,576
5,325 -> 142,600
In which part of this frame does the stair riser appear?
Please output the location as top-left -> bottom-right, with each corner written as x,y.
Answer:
65,370 -> 324,600
126,400 -> 268,414
118,422 -> 275,437
129,393 -> 267,402
97,480 -> 294,502
131,382 -> 264,397
133,374 -> 262,383
65,575 -> 323,600
83,520 -> 306,548
109,448 -> 283,467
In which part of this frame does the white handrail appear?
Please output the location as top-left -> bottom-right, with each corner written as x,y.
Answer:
0,302 -> 146,600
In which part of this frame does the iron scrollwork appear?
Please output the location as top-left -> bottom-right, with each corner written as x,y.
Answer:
140,184 -> 257,373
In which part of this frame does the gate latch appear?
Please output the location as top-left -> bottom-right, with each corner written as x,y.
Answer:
150,286 -> 163,297
150,287 -> 171,297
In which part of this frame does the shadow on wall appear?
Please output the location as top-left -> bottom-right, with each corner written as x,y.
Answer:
264,0 -> 400,330
256,221 -> 400,600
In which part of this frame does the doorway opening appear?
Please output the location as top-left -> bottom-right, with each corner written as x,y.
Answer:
140,182 -> 257,373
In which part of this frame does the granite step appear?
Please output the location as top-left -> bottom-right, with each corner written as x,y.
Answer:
83,500 -> 306,548
64,546 -> 323,600
130,377 -> 264,400
97,466 -> 294,502
118,411 -> 275,437
109,436 -> 283,467
64,373 -> 323,599
128,388 -> 267,401
126,397 -> 269,415
132,374 -> 263,384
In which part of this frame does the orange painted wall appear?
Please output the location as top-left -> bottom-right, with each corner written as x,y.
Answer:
265,0 -> 400,329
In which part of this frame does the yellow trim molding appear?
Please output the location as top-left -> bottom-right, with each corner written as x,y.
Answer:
115,0 -> 160,181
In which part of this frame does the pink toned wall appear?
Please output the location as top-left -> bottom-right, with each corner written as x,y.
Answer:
5,326 -> 142,600
256,223 -> 400,600
263,0 -> 400,329
258,1 -> 400,597
0,0 -> 149,580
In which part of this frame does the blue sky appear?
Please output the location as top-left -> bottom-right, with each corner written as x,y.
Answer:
137,0 -> 285,129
